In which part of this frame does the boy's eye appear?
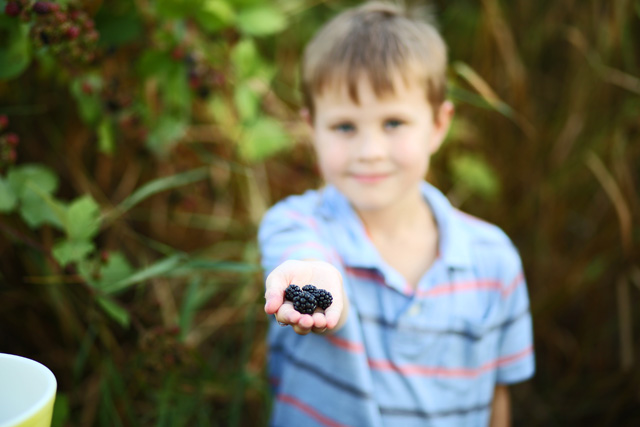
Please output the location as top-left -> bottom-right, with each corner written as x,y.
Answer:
333,122 -> 355,133
384,119 -> 404,130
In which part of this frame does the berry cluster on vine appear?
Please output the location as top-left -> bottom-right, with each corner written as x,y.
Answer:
171,47 -> 226,99
0,115 -> 19,172
5,1 -> 100,65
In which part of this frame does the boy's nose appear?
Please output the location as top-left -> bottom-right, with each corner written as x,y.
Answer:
356,131 -> 387,161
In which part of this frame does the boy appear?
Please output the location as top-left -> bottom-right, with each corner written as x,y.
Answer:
259,2 -> 534,426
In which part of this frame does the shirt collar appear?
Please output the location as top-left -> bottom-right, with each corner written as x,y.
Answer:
316,182 -> 474,271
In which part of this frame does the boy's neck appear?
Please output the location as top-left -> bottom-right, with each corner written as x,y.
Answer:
355,191 -> 436,240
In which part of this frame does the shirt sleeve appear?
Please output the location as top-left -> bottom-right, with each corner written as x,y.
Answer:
495,246 -> 535,384
258,196 -> 339,276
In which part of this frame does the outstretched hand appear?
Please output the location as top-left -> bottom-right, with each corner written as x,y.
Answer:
264,259 -> 345,335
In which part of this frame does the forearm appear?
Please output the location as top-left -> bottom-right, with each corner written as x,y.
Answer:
489,385 -> 511,427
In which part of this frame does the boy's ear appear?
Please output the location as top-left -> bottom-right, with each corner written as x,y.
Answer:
430,100 -> 455,153
300,108 -> 312,127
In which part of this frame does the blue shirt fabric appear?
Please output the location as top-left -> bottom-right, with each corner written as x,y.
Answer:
258,182 -> 535,427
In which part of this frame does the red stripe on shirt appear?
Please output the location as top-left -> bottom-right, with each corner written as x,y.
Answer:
345,266 -> 383,282
326,335 -> 365,353
501,272 -> 524,297
368,346 -> 533,378
278,393 -> 352,427
285,211 -> 320,232
417,279 -> 502,297
347,267 -> 522,300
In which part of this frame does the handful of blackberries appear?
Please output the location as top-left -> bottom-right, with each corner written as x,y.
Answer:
284,284 -> 333,315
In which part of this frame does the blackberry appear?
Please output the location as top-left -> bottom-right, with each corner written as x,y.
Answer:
293,291 -> 317,315
32,2 -> 52,15
302,284 -> 333,310
5,2 -> 21,17
312,289 -> 333,310
284,284 -> 301,302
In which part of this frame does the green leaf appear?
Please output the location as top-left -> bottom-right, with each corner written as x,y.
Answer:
164,62 -> 191,114
52,239 -> 95,266
66,195 -> 101,240
176,258 -> 259,274
0,14 -> 32,80
97,296 -> 130,328
146,114 -> 188,153
0,176 -> 17,213
19,195 -> 66,229
239,117 -> 290,162
94,5 -> 143,47
231,39 -> 260,80
78,251 -> 134,289
8,165 -> 65,228
97,119 -> 114,154
179,277 -> 202,339
70,75 -> 103,125
208,95 -> 238,128
7,164 -> 59,197
450,154 -> 499,199
237,5 -> 287,36
102,253 -> 187,294
234,83 -> 260,122
197,0 -> 236,33
136,51 -> 173,78
155,0 -> 203,18
113,167 -> 209,217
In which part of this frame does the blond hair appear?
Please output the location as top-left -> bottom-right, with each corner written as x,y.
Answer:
301,1 -> 447,120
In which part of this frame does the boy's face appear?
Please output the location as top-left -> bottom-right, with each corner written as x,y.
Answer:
310,74 -> 453,215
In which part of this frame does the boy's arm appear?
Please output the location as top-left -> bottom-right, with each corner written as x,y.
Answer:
489,385 -> 511,427
264,259 -> 348,335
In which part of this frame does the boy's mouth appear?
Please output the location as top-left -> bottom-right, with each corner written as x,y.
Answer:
350,173 -> 390,184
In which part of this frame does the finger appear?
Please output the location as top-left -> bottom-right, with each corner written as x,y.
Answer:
292,324 -> 312,335
292,314 -> 314,335
312,326 -> 328,334
275,303 -> 300,325
297,314 -> 314,329
311,311 -> 327,330
264,271 -> 287,315
324,302 -> 342,330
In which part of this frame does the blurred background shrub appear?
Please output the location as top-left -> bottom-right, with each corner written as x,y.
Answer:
0,0 -> 638,425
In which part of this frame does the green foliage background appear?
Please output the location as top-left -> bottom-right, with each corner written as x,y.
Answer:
1,0 -> 639,425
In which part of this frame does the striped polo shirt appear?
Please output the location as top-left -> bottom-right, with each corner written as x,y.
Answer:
258,182 -> 535,427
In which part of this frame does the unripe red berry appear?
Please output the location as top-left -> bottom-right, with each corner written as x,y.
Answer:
5,133 -> 19,146
171,47 -> 184,61
7,149 -> 17,163
32,2 -> 52,15
0,115 -> 8,129
85,29 -> 99,42
188,75 -> 200,89
4,1 -> 21,17
81,82 -> 93,95
66,25 -> 80,40
54,10 -> 66,23
100,250 -> 110,263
